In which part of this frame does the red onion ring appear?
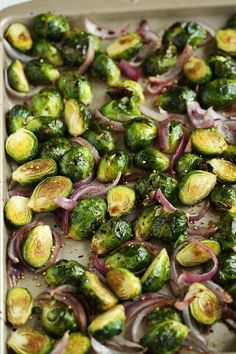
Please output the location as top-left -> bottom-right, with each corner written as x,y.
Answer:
84,17 -> 129,39
169,243 -> 187,297
55,196 -> 77,211
91,336 -> 144,354
187,101 -> 216,129
187,224 -> 218,237
118,60 -> 141,81
111,336 -> 145,352
146,77 -> 179,95
94,110 -> 125,132
121,171 -> 146,182
50,331 -> 70,354
70,136 -> 100,164
130,305 -> 157,342
139,105 -> 168,121
170,132 -> 189,176
158,118 -> 170,151
188,201 -> 210,222
155,188 -> 176,211
8,189 -> 32,197
73,173 -> 94,189
221,305 -> 236,331
78,39 -> 95,74
184,137 -> 192,152
175,287 -> 202,311
93,255 -> 109,276
2,38 -> 33,63
203,281 -> 232,304
7,259 -> 23,288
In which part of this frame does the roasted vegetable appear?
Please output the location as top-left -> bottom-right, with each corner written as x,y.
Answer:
226,14 -> 236,29
5,196 -> 33,227
33,39 -> 63,67
25,59 -> 60,85
5,23 -> 33,52
228,282 -> 236,310
142,45 -> 177,76
106,33 -> 143,60
214,213 -> 236,251
107,80 -> 144,103
191,128 -> 228,155
134,205 -> 163,241
45,259 -> 86,287
216,29 -> 236,56
7,59 -> 29,93
7,287 -> 33,326
107,185 -> 136,217
64,99 -> 92,136
25,116 -> 66,141
30,87 -> 64,118
83,127 -> 116,155
7,104 -> 32,134
200,79 -> 236,110
33,13 -> 70,41
6,129 -> 38,164
90,53 -> 120,85
147,306 -> 182,328
176,153 -> 204,180
100,97 -> 140,122
208,54 -> 236,79
213,253 -> 236,285
184,56 -> 212,84
157,86 -> 197,114
208,158 -> 236,183
210,185 -> 236,213
60,333 -> 91,354
164,120 -> 185,154
134,147 -> 170,172
97,149 -> 129,183
223,144 -> 236,164
39,137 -> 72,161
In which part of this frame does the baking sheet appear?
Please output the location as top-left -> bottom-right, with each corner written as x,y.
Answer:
0,0 -> 236,352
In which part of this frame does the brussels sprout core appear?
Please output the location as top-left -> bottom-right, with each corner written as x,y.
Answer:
107,185 -> 136,217
7,59 -> 30,93
216,29 -> 236,56
5,23 -> 33,52
6,129 -> 38,164
5,196 -> 33,227
7,287 -> 33,326
106,33 -> 143,60
191,128 -> 228,155
184,56 -> 212,84
208,158 -> 236,183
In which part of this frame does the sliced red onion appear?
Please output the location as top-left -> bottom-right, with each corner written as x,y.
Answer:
8,189 -> 32,197
35,231 -> 61,274
197,22 -> 216,46
2,38 -> 33,63
112,336 -> 145,351
146,77 -> 179,95
187,101 -> 215,128
94,109 -> 125,132
203,281 -> 232,304
139,105 -> 168,121
131,305 -> 156,342
170,133 -> 189,176
91,336 -> 143,354
55,196 -> 77,211
121,171 -> 146,182
73,173 -> 94,189
4,69 -> 41,100
71,136 -> 100,164
78,38 -> 95,74
50,331 -> 69,354
84,17 -> 129,39
93,255 -> 109,276
175,287 -> 202,311
158,118 -> 170,151
169,243 -> 187,297
123,207 -> 141,222
50,285 -> 78,296
184,137 -> 192,153
138,20 -> 150,33
221,305 -> 236,331
187,224 -> 218,237
213,120 -> 236,144
188,201 -> 210,222
7,259 -> 23,287
155,188 -> 176,211
118,60 -> 141,81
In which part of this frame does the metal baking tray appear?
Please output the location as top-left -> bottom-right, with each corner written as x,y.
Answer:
0,0 -> 236,352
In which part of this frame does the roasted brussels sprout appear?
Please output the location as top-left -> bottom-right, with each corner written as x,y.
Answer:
134,205 -> 163,241
5,196 -> 33,227
39,137 -> 72,161
147,306 -> 182,328
142,45 -> 177,76
223,144 -> 236,164
60,332 -> 91,354
189,283 -> 221,325
97,149 -> 129,183
7,59 -> 29,93
28,176 -> 72,212
106,33 -> 143,60
157,86 -> 197,114
176,153 -> 204,180
107,185 -> 136,217
45,259 -> 86,287
124,117 -> 157,152
164,120 -> 185,154
79,270 -> 118,311
5,129 -> 38,164
12,158 -> 57,185
91,218 -> 132,255
105,243 -> 152,272
214,213 -> 236,251
33,13 -> 70,41
163,21 -> 206,49
64,99 -> 92,136
7,287 -> 33,326
24,116 -> 66,141
226,14 -> 236,29
107,80 -> 144,103
59,146 -> 94,181
216,29 -> 236,56
208,55 -> 236,79
30,87 -> 64,118
208,158 -> 236,183
7,104 -> 32,134
213,253 -> 236,284
151,210 -> 189,241
25,59 -> 60,85
184,56 -> 212,84
134,148 -> 170,172
106,267 -> 142,300
7,328 -> 52,354
68,198 -> 107,240
41,300 -> 78,337
191,128 -> 228,155
176,239 -> 220,267
140,320 -> 189,354
141,248 -> 170,292
5,23 -> 33,52
210,185 -> 236,212
56,71 -> 93,104
200,78 -> 236,110
83,127 -> 116,155
179,170 -> 216,206
88,304 -> 126,340
33,39 -> 63,67
100,97 -> 140,122
90,53 -> 120,85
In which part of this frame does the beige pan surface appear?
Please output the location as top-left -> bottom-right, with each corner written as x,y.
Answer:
0,0 -> 236,353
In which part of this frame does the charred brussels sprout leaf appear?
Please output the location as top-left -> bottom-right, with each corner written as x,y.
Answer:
7,59 -> 29,93
124,117 -> 157,152
90,53 -> 120,85
97,149 -> 129,183
45,259 -> 86,287
134,205 -> 163,241
7,328 -> 52,354
100,97 -> 140,122
179,170 -> 216,206
107,185 -> 136,217
39,137 -> 72,161
199,79 -> 236,110
25,116 -> 66,141
176,153 -> 204,180
141,248 -> 170,292
33,13 -> 70,41
216,29 -> 236,56
208,55 -> 236,79
106,267 -> 142,300
142,45 -> 177,76
25,59 -> 60,85
33,39 -> 63,67
30,87 -> 64,118
6,129 -> 38,164
210,185 -> 236,213
64,99 -> 92,136
147,306 -> 182,328
134,148 -> 170,172
28,176 -> 72,212
151,210 -> 188,241
91,218 -> 132,255
213,253 -> 236,285
5,23 -> 33,52
88,304 -> 126,340
208,158 -> 236,183
83,128 -> 116,155
157,86 -> 197,114
184,56 -> 212,84
214,213 -> 236,251
5,196 -> 33,227
107,80 -> 144,103
223,144 -> 236,164
106,33 -> 143,60
191,128 -> 228,155
7,104 -> 32,134
68,198 -> 107,240
7,287 -> 33,326
61,333 -> 91,354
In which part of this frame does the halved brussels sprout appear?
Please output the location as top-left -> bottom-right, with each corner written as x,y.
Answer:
25,116 -> 66,141
12,158 -> 57,185
176,153 -> 204,180
208,55 -> 236,79
41,300 -> 78,337
22,224 -> 53,269
56,71 -> 93,104
64,99 -> 92,136
5,196 -> 33,227
140,320 -> 189,354
134,148 -> 170,172
45,259 -> 86,287
214,252 -> 236,284
7,59 -> 29,93
25,59 -> 60,85
30,87 -> 64,118
83,127 -> 116,155
7,104 -> 32,134
59,146 -> 94,182
223,144 -> 236,164
184,56 -> 212,84
157,86 -> 197,114
100,97 -> 140,122
147,306 -> 182,328
91,218 -> 132,255
151,210 -> 188,241
5,23 -> 33,52
7,328 -> 52,354
80,270 -> 118,311
176,239 -> 221,267
28,175 -> 72,212
191,128 -> 228,155
179,170 -> 216,206
90,53 -> 120,85
216,29 -> 236,56
189,283 -> 221,325
68,198 -> 107,240
107,185 -> 136,217
164,120 -> 185,154
108,80 -> 144,103
211,185 -> 236,213
134,205 -> 163,241
141,248 -> 170,292
200,78 -> 236,110
61,333 -> 91,354
208,158 -> 236,183
105,243 -> 152,272
33,39 -> 63,67
97,149 -> 129,183
33,13 -> 70,41
39,137 -> 72,161
124,117 -> 157,152
7,287 -> 33,326
106,33 -> 143,60
88,304 -> 126,340
6,129 -> 38,164
106,267 -> 142,300
142,45 -> 177,76
214,212 -> 236,251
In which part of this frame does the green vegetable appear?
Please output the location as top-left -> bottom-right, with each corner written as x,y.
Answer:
134,147 -> 170,172
165,120 -> 185,154
176,153 -> 204,179
208,158 -> 236,183
211,185 -> 236,213
7,59 -> 30,93
228,283 -> 236,310
83,127 -> 116,155
90,53 -> 120,85
107,80 -> 144,103
216,29 -> 236,56
214,212 -> 236,251
61,333 -> 91,354
5,23 -> 33,52
5,196 -> 33,227
106,33 -> 143,60
64,99 -> 92,136
33,13 -> 70,41
107,185 -> 136,217
45,259 -> 86,287
134,205 -> 163,241
25,59 -> 60,85
142,45 -> 177,76
39,137 -> 72,161
97,149 -> 129,183
33,39 -> 63,67
223,144 -> 236,164
25,116 -> 66,141
191,128 -> 228,155
184,56 -> 212,84
7,287 -> 33,326
30,87 -> 64,118
100,97 -> 140,122
200,79 -> 236,110
157,86 -> 197,114
7,104 -> 32,134
214,253 -> 236,285
208,55 -> 236,79
147,306 -> 182,328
